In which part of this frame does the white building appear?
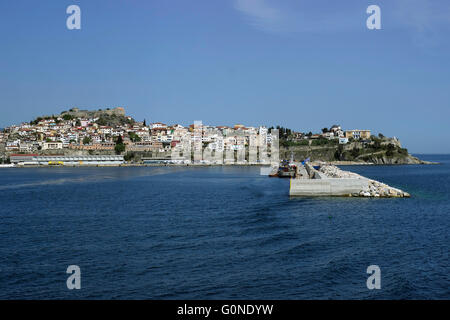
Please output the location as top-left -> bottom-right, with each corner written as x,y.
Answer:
42,141 -> 63,150
150,122 -> 167,129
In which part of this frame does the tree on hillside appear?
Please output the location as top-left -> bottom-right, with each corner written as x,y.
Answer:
115,135 -> 125,154
373,139 -> 381,149
351,147 -> 360,158
96,117 -> 108,126
83,136 -> 91,145
334,144 -> 344,160
128,132 -> 141,142
115,143 -> 125,154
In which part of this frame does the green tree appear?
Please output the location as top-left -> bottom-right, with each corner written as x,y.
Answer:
398,148 -> 408,155
334,144 -> 344,160
386,143 -> 396,157
373,139 -> 381,149
351,147 -> 360,158
83,136 -> 91,145
124,152 -> 136,162
387,143 -> 396,151
115,143 -> 125,154
115,135 -> 125,154
96,117 -> 108,126
128,132 -> 141,142
311,138 -> 328,146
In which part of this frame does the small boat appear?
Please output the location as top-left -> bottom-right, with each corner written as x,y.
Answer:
277,166 -> 296,178
268,163 -> 297,178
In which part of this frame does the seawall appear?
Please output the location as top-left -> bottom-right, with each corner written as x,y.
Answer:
290,178 -> 369,196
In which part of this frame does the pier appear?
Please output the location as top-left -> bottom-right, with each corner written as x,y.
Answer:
289,163 -> 410,198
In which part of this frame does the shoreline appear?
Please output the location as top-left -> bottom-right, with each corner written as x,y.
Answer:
1,160 -> 441,168
2,163 -> 271,168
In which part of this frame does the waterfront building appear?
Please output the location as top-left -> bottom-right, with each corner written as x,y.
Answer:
10,154 -> 38,164
10,154 -> 124,166
345,130 -> 371,140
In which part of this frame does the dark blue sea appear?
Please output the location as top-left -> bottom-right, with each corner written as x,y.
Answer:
0,155 -> 449,299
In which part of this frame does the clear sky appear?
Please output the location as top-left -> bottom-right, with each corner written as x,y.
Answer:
1,0 -> 449,153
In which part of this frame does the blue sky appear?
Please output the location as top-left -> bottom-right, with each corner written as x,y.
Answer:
1,0 -> 449,153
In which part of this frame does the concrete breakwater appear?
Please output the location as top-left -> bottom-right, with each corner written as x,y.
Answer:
290,163 -> 410,198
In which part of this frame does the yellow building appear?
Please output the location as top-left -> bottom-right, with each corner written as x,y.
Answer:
345,130 -> 371,140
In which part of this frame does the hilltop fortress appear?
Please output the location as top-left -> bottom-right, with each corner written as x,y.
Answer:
61,107 -> 125,119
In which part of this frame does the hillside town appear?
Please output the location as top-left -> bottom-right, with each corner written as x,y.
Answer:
0,107 -> 376,165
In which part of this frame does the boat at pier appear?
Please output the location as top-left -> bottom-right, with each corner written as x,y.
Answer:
269,159 -> 297,178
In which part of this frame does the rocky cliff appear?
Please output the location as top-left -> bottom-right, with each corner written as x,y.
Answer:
279,138 -> 429,165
